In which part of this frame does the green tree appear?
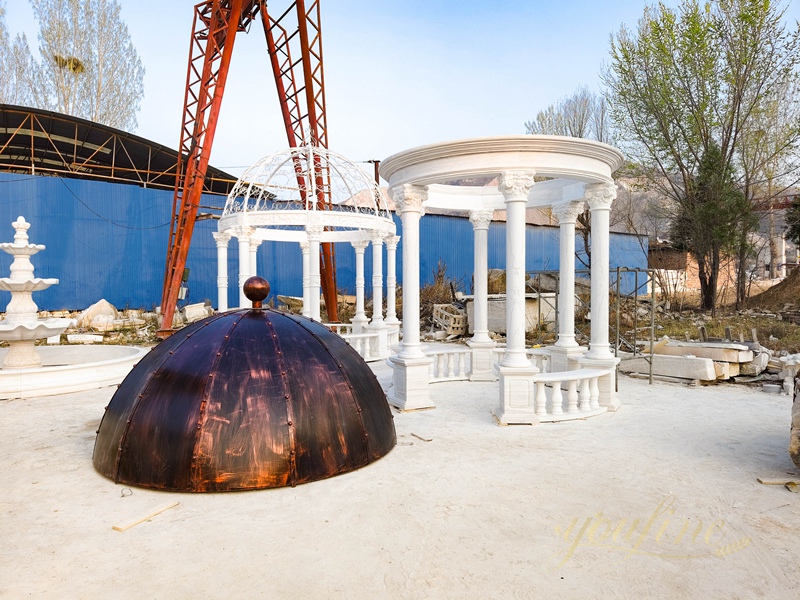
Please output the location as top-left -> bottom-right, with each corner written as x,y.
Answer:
670,143 -> 754,311
604,0 -> 800,310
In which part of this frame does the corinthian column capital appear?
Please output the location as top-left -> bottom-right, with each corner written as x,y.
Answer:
469,209 -> 494,230
585,182 -> 617,211
391,184 -> 428,215
498,170 -> 535,201
306,224 -> 324,240
212,231 -> 231,247
552,200 -> 585,225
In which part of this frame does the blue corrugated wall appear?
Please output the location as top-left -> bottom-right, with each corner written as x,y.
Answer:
0,173 -> 647,310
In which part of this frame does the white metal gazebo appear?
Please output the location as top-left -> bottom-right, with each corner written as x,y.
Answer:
214,146 -> 399,359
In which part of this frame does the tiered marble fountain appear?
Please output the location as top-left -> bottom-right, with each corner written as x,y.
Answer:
0,216 -> 149,399
0,217 -> 70,368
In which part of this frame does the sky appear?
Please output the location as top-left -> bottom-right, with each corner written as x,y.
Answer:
5,0 -> 800,179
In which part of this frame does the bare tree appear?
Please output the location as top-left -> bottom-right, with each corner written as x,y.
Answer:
525,86 -> 613,143
30,0 -> 144,131
525,86 -> 616,267
0,2 -> 39,106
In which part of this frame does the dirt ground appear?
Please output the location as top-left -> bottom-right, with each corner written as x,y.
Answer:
1,362 -> 799,599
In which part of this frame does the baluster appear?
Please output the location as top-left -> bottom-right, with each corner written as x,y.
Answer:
566,380 -> 579,413
447,354 -> 456,377
437,354 -> 446,379
589,377 -> 600,410
579,378 -> 591,411
535,380 -> 548,417
550,381 -> 563,415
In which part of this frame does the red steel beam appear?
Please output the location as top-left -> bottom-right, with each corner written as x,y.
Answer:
159,0 -> 251,334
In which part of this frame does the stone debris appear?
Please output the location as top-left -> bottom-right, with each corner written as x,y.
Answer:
77,299 -> 118,329
621,336 -> 775,384
181,301 -> 213,324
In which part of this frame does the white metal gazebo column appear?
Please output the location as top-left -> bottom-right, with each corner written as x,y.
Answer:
387,184 -> 433,411
249,238 -> 262,279
306,224 -> 323,321
468,208 -> 496,381
212,231 -> 230,312
578,182 -> 620,411
300,241 -> 311,318
384,235 -> 400,326
368,231 -> 388,357
549,200 -> 586,373
236,226 -> 254,308
351,240 -> 369,333
494,171 -> 539,425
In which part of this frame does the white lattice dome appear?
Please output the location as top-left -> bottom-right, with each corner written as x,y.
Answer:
220,146 -> 394,237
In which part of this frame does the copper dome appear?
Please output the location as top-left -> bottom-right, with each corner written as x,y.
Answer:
93,278 -> 395,492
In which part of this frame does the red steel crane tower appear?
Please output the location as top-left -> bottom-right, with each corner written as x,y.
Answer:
159,0 -> 338,334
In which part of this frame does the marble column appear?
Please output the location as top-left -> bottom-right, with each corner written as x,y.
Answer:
384,235 -> 400,326
236,226 -> 254,308
584,183 -> 615,360
578,182 -> 620,411
549,200 -> 586,373
351,239 -> 369,333
306,224 -> 323,321
494,171 -> 539,425
300,240 -> 311,317
387,184 -> 433,411
212,231 -> 230,312
468,209 -> 496,381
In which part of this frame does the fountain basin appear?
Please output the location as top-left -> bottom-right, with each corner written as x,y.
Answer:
0,318 -> 71,339
0,345 -> 150,399
0,279 -> 59,292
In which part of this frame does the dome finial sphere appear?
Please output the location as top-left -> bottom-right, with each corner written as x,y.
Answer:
243,276 -> 270,306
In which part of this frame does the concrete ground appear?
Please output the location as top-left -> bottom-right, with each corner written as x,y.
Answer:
1,359 -> 799,599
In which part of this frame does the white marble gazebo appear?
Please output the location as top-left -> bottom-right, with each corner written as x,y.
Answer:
214,146 -> 398,358
380,135 -> 625,424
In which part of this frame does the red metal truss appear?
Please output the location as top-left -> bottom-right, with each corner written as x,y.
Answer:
160,0 -> 338,334
260,0 -> 337,318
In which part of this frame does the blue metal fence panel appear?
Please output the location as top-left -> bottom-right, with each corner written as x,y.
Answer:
0,174 -> 648,311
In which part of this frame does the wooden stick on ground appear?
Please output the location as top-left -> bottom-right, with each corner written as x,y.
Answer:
112,502 -> 180,532
757,478 -> 800,486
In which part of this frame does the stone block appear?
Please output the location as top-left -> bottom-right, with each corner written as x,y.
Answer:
657,341 -> 753,363
619,353 -> 716,381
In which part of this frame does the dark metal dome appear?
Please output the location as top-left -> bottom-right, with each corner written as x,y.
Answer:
93,278 -> 395,492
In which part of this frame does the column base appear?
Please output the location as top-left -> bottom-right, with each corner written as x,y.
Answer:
467,339 -> 497,381
492,363 -> 540,425
548,344 -> 587,373
577,355 -> 621,411
387,354 -> 435,411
